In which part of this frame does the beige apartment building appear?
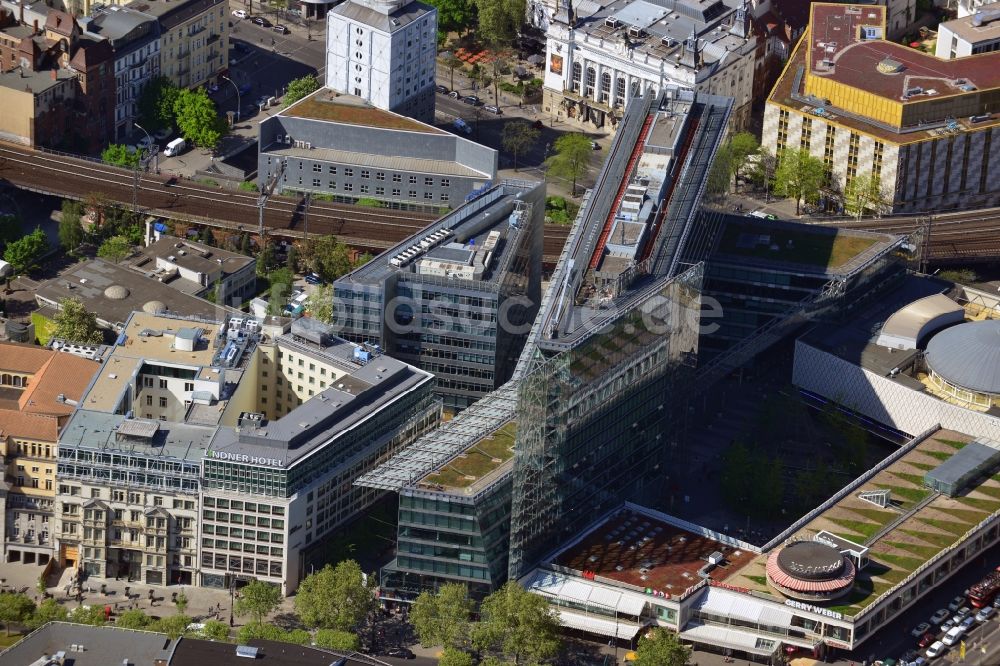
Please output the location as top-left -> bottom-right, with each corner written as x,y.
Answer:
0,344 -> 101,566
130,0 -> 228,90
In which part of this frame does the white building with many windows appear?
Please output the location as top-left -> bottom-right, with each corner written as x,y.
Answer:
541,0 -> 756,129
325,0 -> 437,123
54,311 -> 438,594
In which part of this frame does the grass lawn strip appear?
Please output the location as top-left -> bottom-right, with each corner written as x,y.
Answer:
917,517 -> 972,536
899,528 -> 959,549
958,496 -> 1000,512
827,518 -> 880,541
882,540 -> 942,560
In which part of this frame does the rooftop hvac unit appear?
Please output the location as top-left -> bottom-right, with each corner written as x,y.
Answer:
628,26 -> 645,38
605,17 -> 620,28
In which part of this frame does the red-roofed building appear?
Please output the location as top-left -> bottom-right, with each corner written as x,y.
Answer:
763,2 -> 1000,214
0,343 -> 101,566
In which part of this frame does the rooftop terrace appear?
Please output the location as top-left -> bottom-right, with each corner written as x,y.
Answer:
417,420 -> 515,493
282,88 -> 442,134
84,312 -> 228,413
553,504 -> 758,597
714,219 -> 895,274
732,428 -> 1000,615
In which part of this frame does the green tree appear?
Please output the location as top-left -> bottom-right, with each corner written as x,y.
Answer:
773,147 -> 825,215
68,604 -> 105,626
545,133 -> 592,196
234,580 -> 281,626
844,172 -> 889,219
58,201 -> 86,255
4,227 -> 48,274
307,235 -> 353,282
174,88 -> 227,150
475,0 -> 523,45
411,583 -> 474,650
102,144 -> 141,168
175,591 -> 189,615
501,120 -> 540,172
294,560 -> 375,631
314,629 -> 360,650
256,241 -> 278,276
202,619 -> 231,641
283,74 -> 320,108
307,284 -> 334,324
150,614 -> 193,640
0,593 -> 35,636
633,627 -> 690,666
116,609 -> 154,629
726,131 -> 760,188
444,53 -> 465,91
427,0 -> 473,32
286,243 -> 300,272
53,298 -> 103,344
356,197 -> 383,208
237,622 -> 285,643
27,599 -> 68,629
97,235 -> 132,264
0,213 -> 21,249
472,582 -> 561,665
438,648 -> 475,666
706,144 -> 733,197
138,76 -> 180,131
939,268 -> 977,283
281,628 -> 313,645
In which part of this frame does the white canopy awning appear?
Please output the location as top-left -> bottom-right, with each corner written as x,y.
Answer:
522,568 -> 651,617
559,610 -> 644,640
692,587 -> 792,629
680,623 -> 779,656
616,593 -> 648,616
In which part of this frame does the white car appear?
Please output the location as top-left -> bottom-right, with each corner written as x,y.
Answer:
942,625 -> 965,646
948,595 -> 965,612
232,9 -> 247,18
976,605 -> 997,622
925,641 -> 946,658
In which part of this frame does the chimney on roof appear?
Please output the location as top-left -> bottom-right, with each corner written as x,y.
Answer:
51,68 -> 56,80
19,2 -> 24,24
33,19 -> 38,33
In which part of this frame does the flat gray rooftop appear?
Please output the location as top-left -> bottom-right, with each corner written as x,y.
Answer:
35,259 -> 227,328
343,179 -> 540,285
0,623 -> 171,666
130,235 -> 253,280
59,409 -> 218,462
207,334 -> 432,468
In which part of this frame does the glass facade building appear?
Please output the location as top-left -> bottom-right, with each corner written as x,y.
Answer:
331,181 -> 546,410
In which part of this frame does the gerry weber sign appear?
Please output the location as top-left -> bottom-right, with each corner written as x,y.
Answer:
209,450 -> 284,467
784,599 -> 844,620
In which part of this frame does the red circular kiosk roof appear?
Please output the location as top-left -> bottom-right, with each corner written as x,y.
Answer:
766,549 -> 856,595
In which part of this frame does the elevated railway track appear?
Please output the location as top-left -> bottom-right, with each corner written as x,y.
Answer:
0,142 -> 571,264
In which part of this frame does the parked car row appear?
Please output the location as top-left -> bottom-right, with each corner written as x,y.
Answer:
913,589 -> 1000,662
231,10 -> 287,32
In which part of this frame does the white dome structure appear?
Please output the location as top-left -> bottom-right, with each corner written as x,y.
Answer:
104,285 -> 130,300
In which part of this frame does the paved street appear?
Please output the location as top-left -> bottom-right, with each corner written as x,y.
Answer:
431,62 -> 608,201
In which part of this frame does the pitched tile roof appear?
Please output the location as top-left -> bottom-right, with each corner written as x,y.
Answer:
0,409 -> 61,441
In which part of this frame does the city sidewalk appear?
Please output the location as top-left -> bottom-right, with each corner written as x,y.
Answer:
1,560 -> 295,625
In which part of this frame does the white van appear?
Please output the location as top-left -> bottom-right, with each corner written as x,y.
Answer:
164,137 -> 186,157
942,625 -> 965,646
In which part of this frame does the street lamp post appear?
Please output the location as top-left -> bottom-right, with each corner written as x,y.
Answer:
132,122 -> 154,215
222,75 -> 241,122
